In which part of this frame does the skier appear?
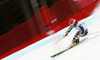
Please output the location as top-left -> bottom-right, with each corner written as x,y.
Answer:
64,18 -> 88,46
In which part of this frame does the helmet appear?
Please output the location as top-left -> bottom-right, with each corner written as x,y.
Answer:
69,18 -> 77,26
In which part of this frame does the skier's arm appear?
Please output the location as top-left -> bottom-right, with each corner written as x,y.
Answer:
64,25 -> 73,37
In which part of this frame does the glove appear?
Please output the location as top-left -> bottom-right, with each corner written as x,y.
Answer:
64,31 -> 68,37
64,34 -> 68,36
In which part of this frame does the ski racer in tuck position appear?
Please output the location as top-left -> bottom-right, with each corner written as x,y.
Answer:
64,18 -> 88,46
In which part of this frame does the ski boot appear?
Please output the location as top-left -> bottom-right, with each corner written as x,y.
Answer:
71,38 -> 79,47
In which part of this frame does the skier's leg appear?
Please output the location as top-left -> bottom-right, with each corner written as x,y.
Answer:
72,31 -> 80,43
72,29 -> 88,44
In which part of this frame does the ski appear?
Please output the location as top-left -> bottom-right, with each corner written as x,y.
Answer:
50,43 -> 74,58
50,37 -> 88,58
